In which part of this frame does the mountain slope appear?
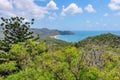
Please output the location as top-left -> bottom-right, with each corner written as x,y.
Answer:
30,28 -> 74,37
75,33 -> 120,47
0,28 -> 74,38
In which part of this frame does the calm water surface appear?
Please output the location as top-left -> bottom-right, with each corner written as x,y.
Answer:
57,31 -> 120,42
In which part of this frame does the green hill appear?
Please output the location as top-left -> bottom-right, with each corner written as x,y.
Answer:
0,28 -> 73,46
30,28 -> 74,37
0,28 -> 74,38
75,33 -> 120,47
1,32 -> 120,80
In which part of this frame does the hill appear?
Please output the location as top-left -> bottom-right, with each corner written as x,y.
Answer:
30,28 -> 74,37
30,28 -> 74,46
0,28 -> 74,38
1,33 -> 120,80
0,28 -> 73,46
75,33 -> 120,47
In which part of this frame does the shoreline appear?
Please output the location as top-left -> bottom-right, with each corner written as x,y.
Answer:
50,35 -> 58,39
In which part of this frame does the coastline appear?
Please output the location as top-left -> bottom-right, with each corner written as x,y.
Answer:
51,31 -> 120,42
50,35 -> 58,39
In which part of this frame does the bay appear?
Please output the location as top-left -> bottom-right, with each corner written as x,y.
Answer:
57,31 -> 120,42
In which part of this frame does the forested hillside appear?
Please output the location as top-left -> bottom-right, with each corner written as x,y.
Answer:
0,27 -> 72,48
0,17 -> 120,80
1,34 -> 120,80
75,33 -> 120,47
30,28 -> 74,37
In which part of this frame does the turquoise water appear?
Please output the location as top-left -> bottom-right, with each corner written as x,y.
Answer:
57,31 -> 120,42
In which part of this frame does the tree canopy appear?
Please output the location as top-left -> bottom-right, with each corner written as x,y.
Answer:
0,17 -> 35,51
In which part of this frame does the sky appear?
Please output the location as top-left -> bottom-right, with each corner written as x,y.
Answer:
0,0 -> 120,31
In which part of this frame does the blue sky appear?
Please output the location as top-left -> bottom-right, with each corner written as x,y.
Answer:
0,0 -> 120,30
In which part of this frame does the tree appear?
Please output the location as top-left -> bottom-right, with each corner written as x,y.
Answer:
0,17 -> 35,52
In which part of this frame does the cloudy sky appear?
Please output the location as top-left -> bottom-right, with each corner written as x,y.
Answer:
0,0 -> 120,30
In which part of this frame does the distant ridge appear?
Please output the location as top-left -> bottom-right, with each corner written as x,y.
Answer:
0,28 -> 74,39
30,28 -> 74,37
75,33 -> 120,47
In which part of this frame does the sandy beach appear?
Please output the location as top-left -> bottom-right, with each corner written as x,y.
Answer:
50,35 -> 57,39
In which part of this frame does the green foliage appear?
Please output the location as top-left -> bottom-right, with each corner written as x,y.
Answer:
7,68 -> 40,80
39,36 -> 72,47
0,40 -> 48,79
75,33 -> 120,47
0,32 -> 120,80
79,66 -> 98,80
1,40 -> 120,80
8,40 -> 47,70
0,61 -> 18,75
0,17 -> 35,52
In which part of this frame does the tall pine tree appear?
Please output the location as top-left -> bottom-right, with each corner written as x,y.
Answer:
0,17 -> 35,52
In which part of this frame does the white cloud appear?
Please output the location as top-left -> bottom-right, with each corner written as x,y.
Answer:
13,0 -> 48,19
0,11 -> 16,17
104,13 -> 109,16
49,16 -> 55,20
108,0 -> 120,10
0,0 -> 13,11
0,0 -> 58,19
0,0 -> 15,17
85,4 -> 96,13
46,0 -> 58,10
48,12 -> 57,20
61,3 -> 83,16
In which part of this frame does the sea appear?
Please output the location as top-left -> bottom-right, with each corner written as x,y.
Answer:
57,31 -> 120,42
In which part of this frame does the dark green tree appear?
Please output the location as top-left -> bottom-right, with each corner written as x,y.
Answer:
0,17 -> 35,52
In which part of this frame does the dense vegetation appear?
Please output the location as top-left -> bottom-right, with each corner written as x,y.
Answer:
0,17 -> 37,52
1,38 -> 120,80
0,17 -> 120,80
75,33 -> 120,47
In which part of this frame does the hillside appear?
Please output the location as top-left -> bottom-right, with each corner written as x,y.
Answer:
1,33 -> 120,80
31,28 -> 74,46
0,28 -> 74,38
75,33 -> 120,47
0,28 -> 73,46
30,28 -> 74,37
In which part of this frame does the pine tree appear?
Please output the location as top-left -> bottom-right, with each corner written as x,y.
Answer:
0,17 -> 35,52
